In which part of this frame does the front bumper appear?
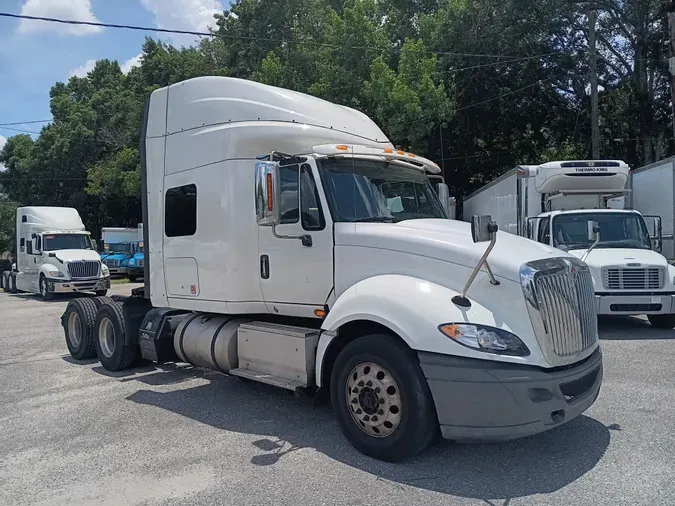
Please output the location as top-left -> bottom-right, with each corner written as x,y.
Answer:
419,347 -> 603,442
595,293 -> 675,315
47,276 -> 110,293
105,267 -> 128,275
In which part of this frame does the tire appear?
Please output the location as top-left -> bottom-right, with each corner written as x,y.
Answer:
1,271 -> 9,292
8,273 -> 17,294
128,275 -> 137,283
39,274 -> 54,300
94,302 -> 138,371
647,314 -> 675,329
63,298 -> 98,360
95,290 -> 108,297
92,296 -> 114,309
330,334 -> 438,462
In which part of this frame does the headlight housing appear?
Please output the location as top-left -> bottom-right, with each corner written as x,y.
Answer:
48,270 -> 64,278
438,323 -> 530,357
101,264 -> 110,276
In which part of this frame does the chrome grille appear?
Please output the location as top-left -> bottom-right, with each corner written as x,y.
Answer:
521,257 -> 598,365
602,267 -> 664,290
67,261 -> 100,279
103,259 -> 120,268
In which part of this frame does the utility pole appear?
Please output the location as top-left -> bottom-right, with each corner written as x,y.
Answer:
589,8 -> 600,159
668,11 -> 675,142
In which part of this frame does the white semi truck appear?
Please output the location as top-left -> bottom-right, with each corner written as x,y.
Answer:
463,160 -> 675,328
627,155 -> 675,262
61,77 -> 602,462
2,207 -> 110,299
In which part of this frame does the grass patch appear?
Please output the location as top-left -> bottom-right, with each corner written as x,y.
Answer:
111,278 -> 130,285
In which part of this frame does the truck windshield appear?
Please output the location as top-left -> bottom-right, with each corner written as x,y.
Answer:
43,234 -> 93,251
317,158 -> 446,222
552,212 -> 653,251
105,243 -> 132,254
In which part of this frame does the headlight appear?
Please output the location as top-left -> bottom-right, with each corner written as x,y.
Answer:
101,264 -> 110,275
48,270 -> 65,278
438,323 -> 530,356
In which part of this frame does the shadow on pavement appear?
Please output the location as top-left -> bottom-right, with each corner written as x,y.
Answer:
125,368 -> 612,502
598,316 -> 675,340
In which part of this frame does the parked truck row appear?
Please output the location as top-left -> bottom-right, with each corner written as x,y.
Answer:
463,160 -> 675,329
58,76 -> 602,462
100,224 -> 144,281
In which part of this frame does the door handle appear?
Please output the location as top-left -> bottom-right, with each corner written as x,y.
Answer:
260,255 -> 269,279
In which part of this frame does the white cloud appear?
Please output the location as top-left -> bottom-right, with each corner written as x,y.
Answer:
18,0 -> 102,36
121,53 -> 143,74
0,135 -> 6,171
141,0 -> 223,47
69,59 -> 97,78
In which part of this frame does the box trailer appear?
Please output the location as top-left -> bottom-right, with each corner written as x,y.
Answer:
628,156 -> 675,261
61,77 -> 602,462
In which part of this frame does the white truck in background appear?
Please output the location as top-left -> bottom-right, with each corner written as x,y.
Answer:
463,160 -> 675,328
628,155 -> 675,263
61,77 -> 602,462
2,207 -> 110,299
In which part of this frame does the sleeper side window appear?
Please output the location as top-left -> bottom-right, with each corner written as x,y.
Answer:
165,184 -> 197,237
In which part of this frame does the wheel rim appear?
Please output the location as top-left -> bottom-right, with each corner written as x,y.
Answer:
346,362 -> 402,438
67,312 -> 82,348
98,317 -> 115,358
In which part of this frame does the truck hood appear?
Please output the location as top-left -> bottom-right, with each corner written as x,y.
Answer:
566,248 -> 667,269
49,249 -> 101,262
335,219 -> 571,283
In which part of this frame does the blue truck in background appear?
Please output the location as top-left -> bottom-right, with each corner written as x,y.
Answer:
100,227 -> 140,278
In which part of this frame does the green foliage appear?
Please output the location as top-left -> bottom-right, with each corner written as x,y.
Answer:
0,0 -> 672,231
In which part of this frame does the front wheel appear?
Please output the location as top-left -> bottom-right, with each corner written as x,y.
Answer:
128,275 -> 137,283
647,314 -> 675,329
330,334 -> 438,462
39,274 -> 54,300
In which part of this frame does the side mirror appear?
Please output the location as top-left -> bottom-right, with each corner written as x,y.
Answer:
92,239 -> 97,251
436,183 -> 450,218
587,222 -> 600,242
471,215 -> 498,243
255,161 -> 281,227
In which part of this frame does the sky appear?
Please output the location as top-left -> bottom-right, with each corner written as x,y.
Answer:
0,0 -> 227,169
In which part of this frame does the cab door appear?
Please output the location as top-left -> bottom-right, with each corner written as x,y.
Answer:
258,160 -> 334,316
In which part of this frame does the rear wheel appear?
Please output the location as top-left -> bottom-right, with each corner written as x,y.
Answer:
39,274 -> 54,300
8,273 -> 17,293
94,302 -> 138,371
330,334 -> 438,462
63,298 -> 98,360
647,314 -> 675,329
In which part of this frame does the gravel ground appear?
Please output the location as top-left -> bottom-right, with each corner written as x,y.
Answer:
0,286 -> 674,506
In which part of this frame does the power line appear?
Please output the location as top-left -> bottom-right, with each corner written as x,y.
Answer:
0,11 -> 569,60
0,119 -> 51,126
0,126 -> 39,135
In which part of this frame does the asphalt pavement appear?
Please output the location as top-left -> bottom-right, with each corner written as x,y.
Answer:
0,286 -> 673,506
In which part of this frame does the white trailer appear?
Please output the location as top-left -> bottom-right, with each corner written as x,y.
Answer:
1,207 -> 110,299
101,227 -> 138,245
61,77 -> 602,462
628,156 -> 675,261
464,161 -> 675,328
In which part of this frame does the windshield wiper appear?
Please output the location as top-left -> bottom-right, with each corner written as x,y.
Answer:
351,216 -> 398,223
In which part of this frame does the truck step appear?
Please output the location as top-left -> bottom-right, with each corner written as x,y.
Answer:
229,368 -> 306,391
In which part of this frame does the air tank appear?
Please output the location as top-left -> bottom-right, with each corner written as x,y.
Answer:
174,313 -> 249,373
